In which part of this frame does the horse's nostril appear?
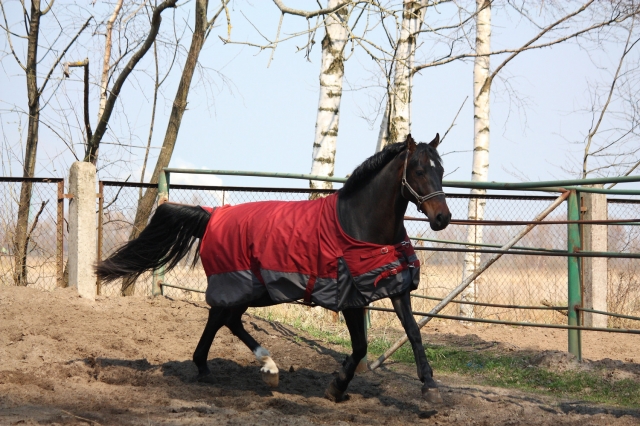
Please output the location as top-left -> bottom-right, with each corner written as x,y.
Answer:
436,213 -> 443,226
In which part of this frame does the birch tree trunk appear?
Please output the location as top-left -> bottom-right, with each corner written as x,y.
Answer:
381,0 -> 426,148
13,0 -> 43,286
375,101 -> 389,152
98,0 -> 124,121
460,0 -> 491,318
122,0 -> 211,295
309,1 -> 348,195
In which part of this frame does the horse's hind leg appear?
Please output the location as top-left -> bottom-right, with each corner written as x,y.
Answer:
193,307 -> 227,382
225,306 -> 280,387
325,307 -> 367,402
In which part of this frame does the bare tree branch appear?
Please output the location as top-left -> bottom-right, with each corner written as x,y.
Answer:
583,21 -> 639,178
272,0 -> 351,19
87,0 -> 178,164
0,0 -> 26,70
38,17 -> 92,99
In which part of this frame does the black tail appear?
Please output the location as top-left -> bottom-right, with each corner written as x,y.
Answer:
96,203 -> 211,283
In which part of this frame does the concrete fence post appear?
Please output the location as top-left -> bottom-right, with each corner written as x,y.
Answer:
582,185 -> 608,327
68,162 -> 97,300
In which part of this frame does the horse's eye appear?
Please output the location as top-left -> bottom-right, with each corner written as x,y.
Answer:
415,170 -> 425,177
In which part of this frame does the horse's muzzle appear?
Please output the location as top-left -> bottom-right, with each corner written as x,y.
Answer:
421,199 -> 451,231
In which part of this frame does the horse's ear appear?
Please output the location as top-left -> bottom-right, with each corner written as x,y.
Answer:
405,133 -> 417,151
428,133 -> 440,149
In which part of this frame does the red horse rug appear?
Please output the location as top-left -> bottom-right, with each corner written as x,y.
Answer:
199,193 -> 420,311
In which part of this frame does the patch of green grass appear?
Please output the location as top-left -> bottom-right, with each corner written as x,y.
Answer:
287,322 -> 640,408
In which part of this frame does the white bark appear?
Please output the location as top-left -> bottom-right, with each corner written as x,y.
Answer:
310,0 -> 349,192
383,0 -> 426,147
375,100 -> 389,152
99,0 -> 124,121
460,0 -> 491,318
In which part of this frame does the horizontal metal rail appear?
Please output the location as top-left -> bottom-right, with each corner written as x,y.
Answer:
411,236 -> 565,254
407,216 -> 640,225
576,307 -> 640,322
364,306 -> 640,335
101,180 -> 336,194
160,282 -> 206,293
414,246 -> 640,259
0,177 -> 64,183
410,294 -> 568,311
164,168 -> 349,183
443,175 -> 640,190
163,168 -> 640,190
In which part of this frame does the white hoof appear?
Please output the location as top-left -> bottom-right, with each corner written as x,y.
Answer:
261,370 -> 279,387
254,346 -> 279,388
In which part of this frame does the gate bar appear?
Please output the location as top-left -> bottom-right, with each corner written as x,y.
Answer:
163,168 -> 640,190
365,306 -> 640,335
152,171 -> 169,296
567,190 -> 582,360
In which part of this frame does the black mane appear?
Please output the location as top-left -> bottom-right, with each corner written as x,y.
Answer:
339,142 -> 406,196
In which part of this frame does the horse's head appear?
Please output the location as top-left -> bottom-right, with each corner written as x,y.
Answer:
402,134 -> 451,231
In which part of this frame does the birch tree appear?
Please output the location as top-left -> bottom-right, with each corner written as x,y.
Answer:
309,1 -> 350,194
460,0 -> 491,318
377,0 -> 428,149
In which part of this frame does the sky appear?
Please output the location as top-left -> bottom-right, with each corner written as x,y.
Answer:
1,0 -> 639,192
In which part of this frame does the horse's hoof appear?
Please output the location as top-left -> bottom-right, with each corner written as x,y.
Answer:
324,381 -> 347,403
261,371 -> 279,388
196,372 -> 215,384
422,387 -> 443,404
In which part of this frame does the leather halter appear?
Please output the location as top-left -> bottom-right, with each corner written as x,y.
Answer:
401,148 -> 446,208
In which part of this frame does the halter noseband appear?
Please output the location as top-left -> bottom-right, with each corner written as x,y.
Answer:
401,148 -> 446,207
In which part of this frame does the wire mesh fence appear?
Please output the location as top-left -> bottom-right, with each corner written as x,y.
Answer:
5,177 -> 633,328
382,193 -> 569,324
99,181 -> 577,323
607,198 -> 640,328
0,178 -> 63,291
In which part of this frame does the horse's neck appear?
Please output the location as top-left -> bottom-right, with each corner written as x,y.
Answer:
337,158 -> 408,245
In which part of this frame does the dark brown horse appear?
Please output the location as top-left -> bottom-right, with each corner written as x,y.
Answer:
96,134 -> 451,403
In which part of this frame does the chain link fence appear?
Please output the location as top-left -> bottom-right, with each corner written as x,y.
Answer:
5,177 -> 634,328
99,181 -> 577,323
607,198 -> 640,328
0,178 -> 63,291
402,193 -> 569,324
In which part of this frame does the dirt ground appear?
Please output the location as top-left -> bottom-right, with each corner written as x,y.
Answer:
0,286 -> 639,425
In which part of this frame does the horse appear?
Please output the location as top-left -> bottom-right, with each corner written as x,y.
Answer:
95,133 -> 451,403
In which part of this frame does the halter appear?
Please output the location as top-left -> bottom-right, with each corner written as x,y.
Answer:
401,149 -> 446,207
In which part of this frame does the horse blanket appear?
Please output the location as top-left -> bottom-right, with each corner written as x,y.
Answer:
199,192 -> 420,311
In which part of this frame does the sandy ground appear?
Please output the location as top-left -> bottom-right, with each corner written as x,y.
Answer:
0,285 -> 639,425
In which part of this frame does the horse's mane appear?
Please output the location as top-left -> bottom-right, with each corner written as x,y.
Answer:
339,141 -> 406,196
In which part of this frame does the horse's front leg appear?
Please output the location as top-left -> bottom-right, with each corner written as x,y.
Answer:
224,306 -> 280,387
390,291 -> 443,404
325,307 -> 367,402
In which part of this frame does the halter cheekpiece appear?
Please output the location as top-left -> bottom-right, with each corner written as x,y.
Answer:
401,148 -> 446,206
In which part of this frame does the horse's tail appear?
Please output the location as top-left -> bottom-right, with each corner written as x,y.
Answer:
95,203 -> 211,283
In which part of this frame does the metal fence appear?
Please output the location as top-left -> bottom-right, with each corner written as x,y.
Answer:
0,177 -> 64,291
98,180 -> 579,323
607,198 -> 640,328
2,176 -> 637,333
